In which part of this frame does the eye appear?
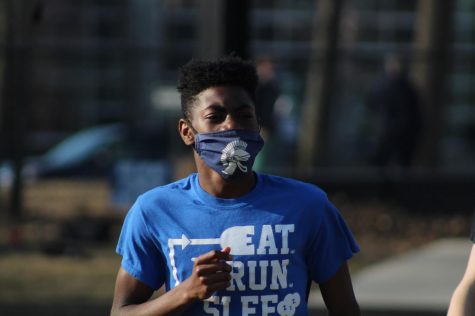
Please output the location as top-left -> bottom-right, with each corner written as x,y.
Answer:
205,112 -> 225,122
238,111 -> 255,120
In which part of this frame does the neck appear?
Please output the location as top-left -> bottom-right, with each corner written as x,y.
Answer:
195,153 -> 257,198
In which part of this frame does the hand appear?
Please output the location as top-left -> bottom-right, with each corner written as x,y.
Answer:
180,247 -> 233,302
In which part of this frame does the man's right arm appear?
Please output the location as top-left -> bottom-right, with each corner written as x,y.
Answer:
110,267 -> 193,316
110,248 -> 232,316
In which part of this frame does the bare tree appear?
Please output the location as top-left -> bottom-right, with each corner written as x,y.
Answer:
411,0 -> 455,168
196,0 -> 250,59
1,0 -> 41,220
297,0 -> 344,173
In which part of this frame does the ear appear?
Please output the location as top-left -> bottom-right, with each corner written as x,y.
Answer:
178,118 -> 195,146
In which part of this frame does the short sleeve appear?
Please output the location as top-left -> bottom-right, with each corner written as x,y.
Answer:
116,198 -> 166,290
306,199 -> 360,283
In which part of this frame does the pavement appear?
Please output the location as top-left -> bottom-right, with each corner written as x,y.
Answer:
308,238 -> 473,316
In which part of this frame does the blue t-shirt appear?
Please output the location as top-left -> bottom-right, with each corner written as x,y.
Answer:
117,173 -> 359,315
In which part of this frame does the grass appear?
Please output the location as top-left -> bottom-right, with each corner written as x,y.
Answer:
0,179 -> 121,307
0,246 -> 120,304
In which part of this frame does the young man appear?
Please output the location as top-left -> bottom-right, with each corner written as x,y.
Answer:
111,56 -> 360,316
447,214 -> 475,316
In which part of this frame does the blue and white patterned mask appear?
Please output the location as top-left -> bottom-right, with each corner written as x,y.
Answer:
194,129 -> 264,180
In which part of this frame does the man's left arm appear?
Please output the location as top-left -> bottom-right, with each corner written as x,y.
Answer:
319,262 -> 360,316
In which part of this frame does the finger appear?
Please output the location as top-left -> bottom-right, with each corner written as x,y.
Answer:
199,271 -> 232,285
194,262 -> 232,276
195,249 -> 232,265
204,280 -> 232,293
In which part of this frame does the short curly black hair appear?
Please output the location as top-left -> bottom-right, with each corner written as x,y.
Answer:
177,56 -> 259,119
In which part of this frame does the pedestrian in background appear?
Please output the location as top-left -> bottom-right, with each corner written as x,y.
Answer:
367,53 -> 422,169
253,55 -> 281,172
447,213 -> 475,316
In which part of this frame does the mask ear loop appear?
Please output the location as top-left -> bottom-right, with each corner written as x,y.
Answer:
184,118 -> 200,154
185,118 -> 199,135
256,116 -> 263,133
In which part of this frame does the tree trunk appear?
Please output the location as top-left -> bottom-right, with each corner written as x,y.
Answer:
196,0 -> 224,59
297,0 -> 344,173
196,0 -> 250,59
223,0 -> 250,59
1,0 -> 40,220
411,0 -> 455,168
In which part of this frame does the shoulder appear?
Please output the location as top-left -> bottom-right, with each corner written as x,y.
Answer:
135,174 -> 196,209
258,173 -> 328,203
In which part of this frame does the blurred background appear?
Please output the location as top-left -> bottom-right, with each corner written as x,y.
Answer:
0,0 -> 473,315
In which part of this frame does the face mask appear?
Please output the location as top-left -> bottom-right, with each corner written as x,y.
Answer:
194,129 -> 264,180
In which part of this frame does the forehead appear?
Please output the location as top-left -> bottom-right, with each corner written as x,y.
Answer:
191,85 -> 255,112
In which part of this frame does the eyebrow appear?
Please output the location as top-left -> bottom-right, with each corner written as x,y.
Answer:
202,104 -> 226,112
235,104 -> 254,111
202,103 -> 254,112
